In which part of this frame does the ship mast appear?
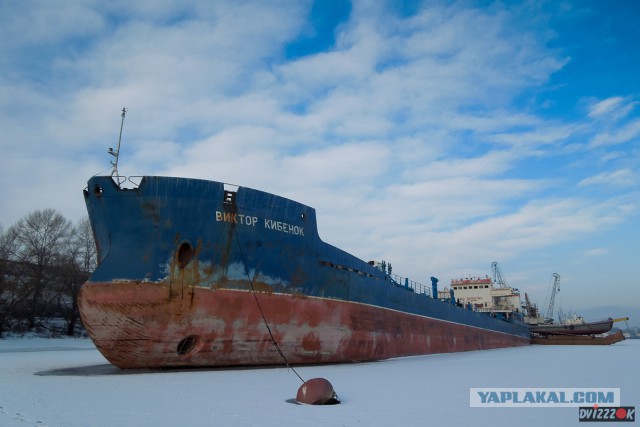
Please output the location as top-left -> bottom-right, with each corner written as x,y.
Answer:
109,107 -> 127,179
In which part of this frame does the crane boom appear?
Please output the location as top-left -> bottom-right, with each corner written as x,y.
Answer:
612,317 -> 629,323
544,273 -> 561,321
523,292 -> 538,318
491,261 -> 508,288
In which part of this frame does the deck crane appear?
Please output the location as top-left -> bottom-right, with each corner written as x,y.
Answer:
544,273 -> 561,321
491,261 -> 508,288
523,293 -> 538,318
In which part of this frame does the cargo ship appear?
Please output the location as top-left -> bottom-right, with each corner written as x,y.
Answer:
79,175 -> 530,368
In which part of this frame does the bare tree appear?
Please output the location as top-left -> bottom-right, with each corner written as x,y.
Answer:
7,209 -> 72,329
0,225 -> 18,335
1,225 -> 34,335
72,217 -> 97,273
1,212 -> 97,336
55,217 -> 96,335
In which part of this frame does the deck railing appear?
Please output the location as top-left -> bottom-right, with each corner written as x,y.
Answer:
389,273 -> 432,298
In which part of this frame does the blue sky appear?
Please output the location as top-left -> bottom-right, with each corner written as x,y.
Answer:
1,0 -> 638,314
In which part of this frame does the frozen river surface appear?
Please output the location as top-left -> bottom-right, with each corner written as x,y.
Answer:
0,337 -> 637,426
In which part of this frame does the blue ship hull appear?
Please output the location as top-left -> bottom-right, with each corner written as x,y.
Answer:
78,176 -> 530,368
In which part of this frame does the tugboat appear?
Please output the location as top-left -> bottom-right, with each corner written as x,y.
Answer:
529,316 -> 615,336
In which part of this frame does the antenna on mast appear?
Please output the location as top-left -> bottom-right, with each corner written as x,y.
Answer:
109,107 -> 127,178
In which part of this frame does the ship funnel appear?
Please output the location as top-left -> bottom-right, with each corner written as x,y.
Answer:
430,277 -> 438,299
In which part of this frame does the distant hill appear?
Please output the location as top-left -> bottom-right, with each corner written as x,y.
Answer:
572,306 -> 639,328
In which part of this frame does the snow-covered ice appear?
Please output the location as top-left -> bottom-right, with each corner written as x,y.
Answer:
1,338 -> 638,426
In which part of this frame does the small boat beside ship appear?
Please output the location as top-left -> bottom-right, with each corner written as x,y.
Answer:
528,315 -> 629,345
529,315 -> 614,336
521,276 -> 627,345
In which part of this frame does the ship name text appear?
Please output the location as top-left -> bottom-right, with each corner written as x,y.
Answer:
215,211 -> 304,237
215,211 -> 259,226
264,219 -> 304,236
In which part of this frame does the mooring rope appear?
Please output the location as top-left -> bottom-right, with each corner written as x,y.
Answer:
233,228 -> 306,384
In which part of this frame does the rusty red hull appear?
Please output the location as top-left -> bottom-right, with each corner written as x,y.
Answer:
79,281 -> 529,369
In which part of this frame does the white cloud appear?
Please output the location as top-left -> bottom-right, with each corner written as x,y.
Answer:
0,2 -> 105,52
578,168 -> 636,187
587,96 -> 632,119
367,195 -> 630,284
590,118 -> 640,148
584,248 -> 609,256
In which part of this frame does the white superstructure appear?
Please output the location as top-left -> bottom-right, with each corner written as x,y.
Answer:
450,277 -> 521,313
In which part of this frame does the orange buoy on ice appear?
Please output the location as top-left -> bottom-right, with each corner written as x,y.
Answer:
295,378 -> 340,405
